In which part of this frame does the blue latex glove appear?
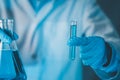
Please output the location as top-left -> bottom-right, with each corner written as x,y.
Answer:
0,29 -> 18,43
68,36 -> 109,69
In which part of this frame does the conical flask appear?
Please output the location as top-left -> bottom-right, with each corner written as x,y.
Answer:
0,19 -> 27,80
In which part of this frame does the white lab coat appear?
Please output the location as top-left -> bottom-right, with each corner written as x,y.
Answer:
0,0 -> 120,80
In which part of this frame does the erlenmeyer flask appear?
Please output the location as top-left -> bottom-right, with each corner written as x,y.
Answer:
0,19 -> 27,80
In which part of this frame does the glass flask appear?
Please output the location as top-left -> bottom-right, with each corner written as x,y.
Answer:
0,19 -> 27,80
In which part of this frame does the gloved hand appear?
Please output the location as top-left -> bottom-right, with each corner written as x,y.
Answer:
68,36 -> 110,69
0,29 -> 18,43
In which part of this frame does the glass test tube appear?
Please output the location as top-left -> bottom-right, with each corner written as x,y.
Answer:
69,21 -> 77,60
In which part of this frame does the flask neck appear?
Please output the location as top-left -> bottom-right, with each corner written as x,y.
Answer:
0,19 -> 17,51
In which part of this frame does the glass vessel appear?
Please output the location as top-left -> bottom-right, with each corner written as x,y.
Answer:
0,19 -> 27,80
69,21 -> 77,60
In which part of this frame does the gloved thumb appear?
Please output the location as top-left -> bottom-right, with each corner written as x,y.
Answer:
67,37 -> 89,46
0,29 -> 12,43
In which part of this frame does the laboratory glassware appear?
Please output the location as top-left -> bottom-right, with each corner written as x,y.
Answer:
69,21 -> 77,60
0,19 -> 27,80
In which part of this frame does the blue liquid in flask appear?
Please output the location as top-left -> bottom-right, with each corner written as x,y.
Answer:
0,50 -> 16,80
0,19 -> 27,80
0,50 -> 27,80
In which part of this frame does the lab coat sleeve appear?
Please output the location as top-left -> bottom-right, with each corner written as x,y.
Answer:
82,0 -> 120,79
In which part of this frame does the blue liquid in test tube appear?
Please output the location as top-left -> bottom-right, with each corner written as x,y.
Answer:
69,21 -> 77,60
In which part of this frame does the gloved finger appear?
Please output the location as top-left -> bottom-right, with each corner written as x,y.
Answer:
91,56 -> 106,69
0,29 -> 12,43
82,51 -> 103,66
80,36 -> 106,57
82,47 -> 106,69
67,37 -> 89,46
80,41 -> 105,61
79,38 -> 96,53
80,47 -> 96,60
3,29 -> 18,40
13,32 -> 19,40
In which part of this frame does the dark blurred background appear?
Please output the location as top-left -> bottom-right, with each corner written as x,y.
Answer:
98,0 -> 120,33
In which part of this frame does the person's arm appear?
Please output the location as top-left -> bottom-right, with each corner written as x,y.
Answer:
68,0 -> 120,79
83,0 -> 120,79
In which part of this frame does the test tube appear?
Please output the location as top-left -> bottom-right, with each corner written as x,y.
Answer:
69,21 -> 77,60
